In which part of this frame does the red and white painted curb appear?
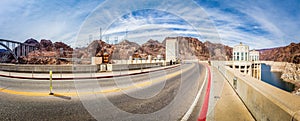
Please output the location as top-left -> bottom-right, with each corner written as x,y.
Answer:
198,65 -> 211,121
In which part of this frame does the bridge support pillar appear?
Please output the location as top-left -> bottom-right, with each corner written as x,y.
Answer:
22,45 -> 25,56
17,44 -> 21,58
6,42 -> 9,49
25,45 -> 29,56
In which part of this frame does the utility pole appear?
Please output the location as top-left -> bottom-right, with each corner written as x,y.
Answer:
89,34 -> 93,43
115,37 -> 118,44
125,28 -> 128,40
106,36 -> 109,44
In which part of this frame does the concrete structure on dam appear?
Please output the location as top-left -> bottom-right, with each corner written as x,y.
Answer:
166,38 -> 179,63
249,50 -> 259,61
228,42 -> 261,80
212,43 -> 300,121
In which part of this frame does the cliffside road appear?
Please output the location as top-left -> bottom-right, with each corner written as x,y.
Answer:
0,62 -> 206,121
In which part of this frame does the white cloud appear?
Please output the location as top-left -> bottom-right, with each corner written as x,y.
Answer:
217,0 -> 300,46
0,0 -> 103,46
1,0 -> 299,49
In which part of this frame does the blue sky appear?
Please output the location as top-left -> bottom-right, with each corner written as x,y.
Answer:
0,0 -> 299,49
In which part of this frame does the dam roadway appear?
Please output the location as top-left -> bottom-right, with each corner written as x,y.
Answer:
0,63 -> 207,121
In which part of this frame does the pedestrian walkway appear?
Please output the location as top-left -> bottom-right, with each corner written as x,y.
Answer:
207,66 -> 255,121
0,64 -> 180,80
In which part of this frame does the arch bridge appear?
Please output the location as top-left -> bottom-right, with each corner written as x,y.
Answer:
0,39 -> 36,61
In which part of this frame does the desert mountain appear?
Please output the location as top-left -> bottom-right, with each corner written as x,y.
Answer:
259,42 -> 300,64
112,40 -> 146,59
1,36 -> 299,64
162,37 -> 231,60
141,39 -> 165,59
204,41 -> 232,60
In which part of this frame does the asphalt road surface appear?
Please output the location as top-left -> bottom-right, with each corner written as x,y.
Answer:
0,62 -> 206,121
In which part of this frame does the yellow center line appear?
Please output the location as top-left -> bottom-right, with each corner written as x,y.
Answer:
0,63 -> 195,97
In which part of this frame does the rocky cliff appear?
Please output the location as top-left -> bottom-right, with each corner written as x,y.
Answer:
75,39 -> 147,64
204,41 -> 232,60
259,42 -> 300,64
280,63 -> 300,95
162,37 -> 232,60
19,39 -> 73,64
141,39 -> 165,59
75,37 -> 233,63
1,36 -> 236,64
113,40 -> 146,59
176,37 -> 209,60
2,37 -> 299,65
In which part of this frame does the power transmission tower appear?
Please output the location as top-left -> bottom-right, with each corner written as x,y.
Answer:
100,27 -> 102,41
114,37 -> 118,44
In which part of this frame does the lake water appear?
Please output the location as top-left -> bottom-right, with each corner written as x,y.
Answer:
261,64 -> 295,92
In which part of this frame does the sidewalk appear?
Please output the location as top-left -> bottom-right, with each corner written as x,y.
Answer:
0,64 -> 180,80
207,66 -> 255,121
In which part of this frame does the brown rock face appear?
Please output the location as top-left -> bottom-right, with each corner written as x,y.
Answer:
141,39 -> 165,59
259,42 -> 300,64
87,40 -> 113,57
1,37 -> 235,64
14,36 -> 300,65
76,39 -> 149,63
53,42 -> 73,59
113,40 -> 145,60
39,39 -> 53,51
79,37 -> 233,62
204,41 -> 232,60
175,37 -> 209,60
19,39 -> 73,64
162,37 -> 231,60
54,42 -> 73,51
75,40 -> 114,64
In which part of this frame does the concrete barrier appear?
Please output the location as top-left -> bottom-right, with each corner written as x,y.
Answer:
0,63 -> 98,73
0,63 -> 164,73
106,62 -> 163,71
212,61 -> 300,121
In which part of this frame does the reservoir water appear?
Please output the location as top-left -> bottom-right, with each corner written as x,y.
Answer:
261,64 -> 295,92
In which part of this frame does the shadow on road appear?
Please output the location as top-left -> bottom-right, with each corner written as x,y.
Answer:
52,93 -> 72,100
